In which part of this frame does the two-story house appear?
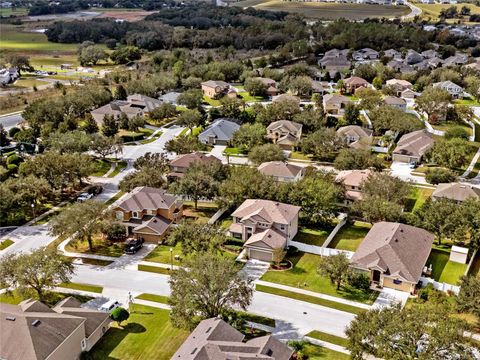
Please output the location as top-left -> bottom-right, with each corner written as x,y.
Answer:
335,169 -> 372,204
322,94 -> 352,116
167,152 -> 222,181
201,80 -> 234,98
266,120 -> 302,150
343,76 -> 369,94
112,186 -> 183,243
228,199 -> 300,262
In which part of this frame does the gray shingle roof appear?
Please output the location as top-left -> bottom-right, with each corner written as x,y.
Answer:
198,119 -> 240,142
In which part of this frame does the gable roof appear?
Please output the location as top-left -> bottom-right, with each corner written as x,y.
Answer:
336,125 -> 372,139
384,96 -> 406,106
257,161 -> 303,178
350,222 -> 434,283
432,80 -> 463,90
323,94 -> 351,106
133,215 -> 171,235
393,130 -> 434,158
266,120 -> 302,133
170,152 -> 221,169
386,79 -> 413,88
199,119 -> 240,142
432,183 -> 480,202
115,186 -> 177,212
201,80 -> 230,89
231,199 -> 300,225
245,228 -> 287,249
344,76 -> 369,86
335,169 -> 373,188
126,94 -> 163,112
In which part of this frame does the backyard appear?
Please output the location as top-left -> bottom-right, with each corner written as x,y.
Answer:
182,201 -> 219,224
426,249 -> 467,285
405,187 -> 434,212
87,305 -> 189,360
328,222 -> 371,252
261,251 -> 378,304
293,226 -> 332,246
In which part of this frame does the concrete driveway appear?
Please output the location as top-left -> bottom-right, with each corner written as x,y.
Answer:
390,161 -> 429,185
0,224 -> 55,256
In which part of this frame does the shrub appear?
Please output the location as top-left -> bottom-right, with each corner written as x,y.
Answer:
111,307 -> 129,325
6,154 -> 23,166
8,127 -> 20,138
425,167 -> 457,184
104,223 -> 126,241
445,126 -> 469,140
348,272 -> 371,291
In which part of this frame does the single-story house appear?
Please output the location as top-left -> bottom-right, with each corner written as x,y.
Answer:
1,297 -> 110,360
112,186 -> 183,243
335,169 -> 372,203
350,222 -> 435,293
323,94 -> 352,116
392,130 -> 434,164
384,96 -> 407,111
258,161 -> 305,182
198,119 -> 240,146
228,199 -> 300,262
432,183 -> 480,203
352,48 -> 379,61
168,152 -> 222,181
336,125 -> 373,149
201,80 -> 231,98
172,317 -> 293,360
432,81 -> 464,99
266,120 -> 302,150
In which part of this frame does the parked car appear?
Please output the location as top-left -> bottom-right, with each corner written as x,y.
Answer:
87,184 -> 103,195
124,238 -> 144,254
99,300 -> 120,313
77,192 -> 93,202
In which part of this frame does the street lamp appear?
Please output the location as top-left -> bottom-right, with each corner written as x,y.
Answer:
170,247 -> 173,271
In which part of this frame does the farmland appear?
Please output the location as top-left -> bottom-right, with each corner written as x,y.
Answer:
413,2 -> 480,22
235,0 -> 410,20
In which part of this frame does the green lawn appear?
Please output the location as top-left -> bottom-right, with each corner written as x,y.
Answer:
183,202 -> 219,224
426,249 -> 467,285
328,222 -> 371,252
138,264 -> 175,275
135,293 -> 169,304
224,147 -> 246,156
144,243 -> 183,265
405,187 -> 434,212
203,95 -> 221,106
240,312 -> 276,327
0,289 -> 92,307
78,258 -> 113,266
87,305 -> 189,360
289,151 -> 311,161
256,284 -> 366,315
306,330 -> 349,347
59,282 -> 103,293
90,159 -> 112,177
105,191 -> 125,206
139,131 -> 163,144
302,343 -> 350,360
107,161 -> 128,178
65,236 -> 124,257
261,252 -> 378,304
0,239 -> 14,250
431,122 -> 473,137
454,97 -> 480,106
293,226 -> 332,246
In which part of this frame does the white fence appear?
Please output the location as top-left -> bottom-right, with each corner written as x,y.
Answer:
289,240 -> 354,258
419,276 -> 460,295
322,213 -> 347,248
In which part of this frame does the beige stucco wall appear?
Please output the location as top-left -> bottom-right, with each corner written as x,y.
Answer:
382,276 -> 415,293
46,323 -> 86,360
85,317 -> 111,351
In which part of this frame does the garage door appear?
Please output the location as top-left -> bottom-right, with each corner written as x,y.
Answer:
249,249 -> 272,262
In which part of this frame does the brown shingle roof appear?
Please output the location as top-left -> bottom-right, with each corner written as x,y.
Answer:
350,222 -> 434,283
116,186 -> 177,212
384,96 -> 406,106
336,125 -> 372,139
266,120 -> 302,134
257,161 -> 303,179
170,152 -> 221,169
432,183 -> 480,202
231,199 -> 300,225
344,76 -> 369,86
335,169 -> 373,188
244,228 -> 287,249
393,130 -> 434,158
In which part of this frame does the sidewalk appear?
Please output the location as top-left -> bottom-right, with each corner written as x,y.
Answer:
255,280 -> 371,310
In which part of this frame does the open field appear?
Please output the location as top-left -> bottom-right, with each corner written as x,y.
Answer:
235,0 -> 410,20
0,7 -> 28,17
414,2 -> 480,22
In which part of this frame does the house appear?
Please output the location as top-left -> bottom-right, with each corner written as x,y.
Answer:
258,161 -> 305,182
405,49 -> 423,65
350,222 -> 435,293
384,96 -> 407,111
401,88 -> 419,99
421,49 -> 439,59
427,57 -> 443,68
392,130 -> 434,164
266,120 -> 302,150
272,94 -> 301,105
201,80 -> 231,98
113,186 -> 183,243
335,169 -> 372,203
432,81 -> 464,99
384,49 -> 402,60
352,48 -> 379,61
443,54 -> 468,67
336,125 -> 373,149
167,152 -> 222,181
385,79 -> 413,96
0,67 -> 19,85
432,183 -> 480,203
159,91 -> 181,105
386,60 -> 415,74
198,119 -> 240,146
343,76 -> 369,93
0,297 -> 110,360
318,51 -> 351,77
172,317 -> 293,360
228,199 -> 300,261
90,94 -> 163,124
322,94 -> 352,116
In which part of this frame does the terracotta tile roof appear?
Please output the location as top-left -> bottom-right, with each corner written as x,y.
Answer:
231,199 -> 300,225
116,186 -> 177,212
350,222 -> 434,283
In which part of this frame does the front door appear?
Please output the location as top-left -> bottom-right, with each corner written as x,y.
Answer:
372,270 -> 381,283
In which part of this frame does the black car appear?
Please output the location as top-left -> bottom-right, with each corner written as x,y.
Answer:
87,184 -> 103,195
124,238 -> 144,254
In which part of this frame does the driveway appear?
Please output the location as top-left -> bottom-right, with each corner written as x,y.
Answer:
0,224 -> 55,255
372,287 -> 409,309
390,161 -> 429,185
209,145 -> 249,165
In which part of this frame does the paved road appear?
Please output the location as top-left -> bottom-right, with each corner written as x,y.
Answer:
0,112 -> 24,130
401,1 -> 422,20
0,224 -> 55,256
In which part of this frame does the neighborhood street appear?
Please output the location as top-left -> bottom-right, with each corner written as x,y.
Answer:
0,112 -> 24,130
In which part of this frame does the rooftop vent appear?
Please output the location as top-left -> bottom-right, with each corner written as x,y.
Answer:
32,320 -> 41,327
191,348 -> 198,355
6,316 -> 15,321
206,327 -> 212,333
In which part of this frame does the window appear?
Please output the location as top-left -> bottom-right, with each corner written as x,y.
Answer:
115,211 -> 124,221
81,339 -> 87,350
280,225 -> 285,230
132,211 -> 140,218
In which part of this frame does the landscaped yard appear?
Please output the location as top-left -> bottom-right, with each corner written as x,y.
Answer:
90,159 -> 112,177
261,251 -> 378,304
426,249 -> 467,285
431,122 -> 473,137
87,305 -> 189,360
293,226 -> 332,246
183,202 -> 219,224
65,235 -> 124,257
0,289 -> 92,307
107,160 -> 128,178
328,222 -> 371,252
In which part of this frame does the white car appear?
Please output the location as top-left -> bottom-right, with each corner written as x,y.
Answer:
77,192 -> 93,202
99,300 -> 120,313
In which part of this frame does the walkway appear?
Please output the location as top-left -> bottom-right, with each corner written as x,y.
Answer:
372,287 -> 409,309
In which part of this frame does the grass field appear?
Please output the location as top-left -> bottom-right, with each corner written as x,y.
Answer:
0,7 -> 28,17
235,0 -> 410,20
405,187 -> 434,212
328,222 -> 371,252
261,251 -> 378,304
88,305 -> 189,360
414,2 -> 480,22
